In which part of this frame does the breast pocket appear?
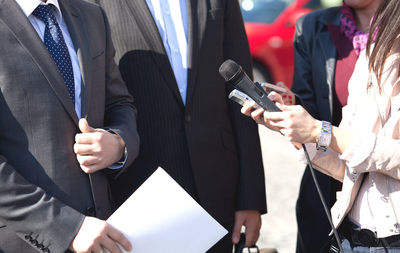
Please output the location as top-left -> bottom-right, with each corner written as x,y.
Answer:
92,50 -> 105,59
90,50 -> 105,74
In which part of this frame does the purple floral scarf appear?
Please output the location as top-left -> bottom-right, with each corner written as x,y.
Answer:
340,2 -> 369,56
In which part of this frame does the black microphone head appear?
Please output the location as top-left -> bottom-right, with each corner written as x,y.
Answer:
219,59 -> 242,83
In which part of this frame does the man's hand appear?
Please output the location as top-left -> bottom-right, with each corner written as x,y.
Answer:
74,118 -> 125,174
69,217 -> 132,253
232,210 -> 261,247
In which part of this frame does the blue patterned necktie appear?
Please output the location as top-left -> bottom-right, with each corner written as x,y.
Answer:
32,4 -> 75,103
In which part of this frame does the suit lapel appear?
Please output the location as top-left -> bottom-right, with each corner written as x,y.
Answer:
318,31 -> 336,115
124,0 -> 184,106
125,0 -> 166,56
59,0 -> 91,119
185,0 -> 197,106
0,0 -> 79,125
317,12 -> 340,117
59,0 -> 111,215
185,0 -> 207,107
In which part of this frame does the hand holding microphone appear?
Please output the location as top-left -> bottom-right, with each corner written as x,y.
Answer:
219,59 -> 320,144
219,59 -> 281,112
219,59 -> 283,131
241,95 -> 284,132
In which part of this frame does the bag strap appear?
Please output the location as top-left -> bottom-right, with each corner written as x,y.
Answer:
246,245 -> 260,253
234,233 -> 260,253
234,233 -> 246,253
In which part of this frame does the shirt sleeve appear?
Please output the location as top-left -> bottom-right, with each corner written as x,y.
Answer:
340,127 -> 400,180
108,146 -> 128,170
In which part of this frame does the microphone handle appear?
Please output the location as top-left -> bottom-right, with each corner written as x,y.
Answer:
234,77 -> 281,112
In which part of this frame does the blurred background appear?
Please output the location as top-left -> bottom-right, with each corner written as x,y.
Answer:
239,0 -> 341,86
237,0 -> 340,252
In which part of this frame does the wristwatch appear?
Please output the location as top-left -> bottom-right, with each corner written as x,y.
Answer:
316,121 -> 332,152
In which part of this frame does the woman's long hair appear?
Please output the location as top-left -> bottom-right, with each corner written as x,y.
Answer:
367,0 -> 400,88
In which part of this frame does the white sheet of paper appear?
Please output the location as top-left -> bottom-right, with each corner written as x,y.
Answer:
106,167 -> 228,253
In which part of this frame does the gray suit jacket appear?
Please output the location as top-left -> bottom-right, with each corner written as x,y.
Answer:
90,0 -> 267,227
0,0 -> 139,252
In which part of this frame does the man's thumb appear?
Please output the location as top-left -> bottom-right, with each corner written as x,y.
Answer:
79,118 -> 95,133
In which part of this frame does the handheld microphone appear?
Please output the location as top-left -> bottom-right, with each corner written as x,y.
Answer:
219,60 -> 280,112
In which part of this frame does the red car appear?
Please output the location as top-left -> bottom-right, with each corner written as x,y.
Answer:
240,0 -> 331,87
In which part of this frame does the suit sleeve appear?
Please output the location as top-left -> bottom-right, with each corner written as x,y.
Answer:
0,155 -> 85,252
223,0 -> 267,213
291,15 -> 319,118
99,7 -> 140,176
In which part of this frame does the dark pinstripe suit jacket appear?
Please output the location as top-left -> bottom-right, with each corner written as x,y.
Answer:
93,0 -> 267,225
0,0 -> 139,252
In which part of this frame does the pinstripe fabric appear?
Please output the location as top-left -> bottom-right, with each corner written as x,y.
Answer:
93,0 -> 267,236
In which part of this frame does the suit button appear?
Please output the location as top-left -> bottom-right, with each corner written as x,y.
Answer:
38,244 -> 44,250
185,114 -> 191,122
30,239 -> 38,245
25,235 -> 32,240
42,248 -> 50,253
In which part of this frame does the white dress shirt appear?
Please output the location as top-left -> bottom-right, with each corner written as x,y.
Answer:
146,0 -> 189,104
15,0 -> 82,118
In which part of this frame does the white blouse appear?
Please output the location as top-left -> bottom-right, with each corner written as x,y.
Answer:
301,45 -> 400,238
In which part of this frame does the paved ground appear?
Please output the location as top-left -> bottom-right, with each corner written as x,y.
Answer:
255,126 -> 305,253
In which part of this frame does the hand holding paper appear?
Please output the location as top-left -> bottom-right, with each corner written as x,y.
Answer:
106,167 -> 228,253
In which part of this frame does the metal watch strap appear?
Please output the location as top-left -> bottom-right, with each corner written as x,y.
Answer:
316,121 -> 332,152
